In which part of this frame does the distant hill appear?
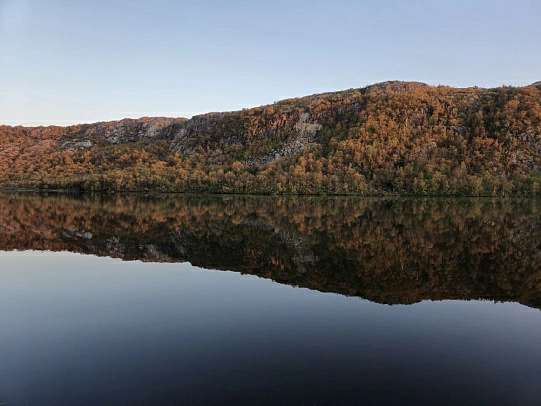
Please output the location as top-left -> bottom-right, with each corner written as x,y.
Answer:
1,81 -> 541,195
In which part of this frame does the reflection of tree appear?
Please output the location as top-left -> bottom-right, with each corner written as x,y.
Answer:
1,193 -> 541,309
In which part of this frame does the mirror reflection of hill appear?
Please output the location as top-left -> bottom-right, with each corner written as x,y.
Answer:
1,193 -> 540,309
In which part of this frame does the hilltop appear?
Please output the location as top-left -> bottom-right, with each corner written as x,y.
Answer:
1,81 -> 541,195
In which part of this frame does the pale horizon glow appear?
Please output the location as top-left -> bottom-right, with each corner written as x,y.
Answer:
1,0 -> 540,126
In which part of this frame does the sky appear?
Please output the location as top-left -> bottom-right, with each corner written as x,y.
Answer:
1,0 -> 540,126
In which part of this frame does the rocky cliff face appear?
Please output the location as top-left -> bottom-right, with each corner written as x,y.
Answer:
52,80 -> 539,164
59,117 -> 187,151
55,107 -> 326,163
59,82 -> 415,147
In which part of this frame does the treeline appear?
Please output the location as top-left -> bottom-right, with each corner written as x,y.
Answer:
1,81 -> 541,195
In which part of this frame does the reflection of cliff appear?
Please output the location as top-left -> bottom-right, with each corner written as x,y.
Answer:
1,193 -> 541,309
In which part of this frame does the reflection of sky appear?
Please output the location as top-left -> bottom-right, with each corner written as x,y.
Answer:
1,251 -> 541,405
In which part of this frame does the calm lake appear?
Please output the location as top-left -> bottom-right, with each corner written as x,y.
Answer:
1,194 -> 541,405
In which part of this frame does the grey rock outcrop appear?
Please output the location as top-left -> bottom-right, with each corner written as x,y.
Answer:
58,117 -> 187,151
244,112 -> 322,165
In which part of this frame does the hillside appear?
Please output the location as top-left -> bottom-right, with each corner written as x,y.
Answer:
1,81 -> 541,195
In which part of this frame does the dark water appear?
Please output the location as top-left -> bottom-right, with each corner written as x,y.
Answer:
1,194 -> 541,405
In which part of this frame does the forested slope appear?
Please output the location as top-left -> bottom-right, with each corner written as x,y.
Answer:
1,81 -> 541,195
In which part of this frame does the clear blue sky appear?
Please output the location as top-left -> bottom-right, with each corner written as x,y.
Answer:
1,0 -> 540,126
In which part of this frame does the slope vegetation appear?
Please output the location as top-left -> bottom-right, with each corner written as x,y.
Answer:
1,81 -> 541,195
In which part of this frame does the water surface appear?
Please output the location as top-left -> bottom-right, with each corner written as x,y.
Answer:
0,194 -> 541,405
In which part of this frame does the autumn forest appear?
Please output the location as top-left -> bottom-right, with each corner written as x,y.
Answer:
1,81 -> 541,195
